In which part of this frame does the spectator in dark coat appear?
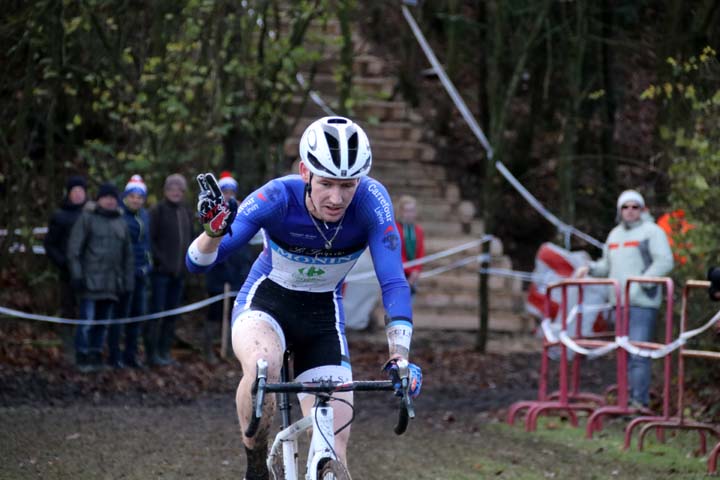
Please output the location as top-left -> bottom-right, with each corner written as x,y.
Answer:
44,175 -> 87,358
147,173 -> 194,366
108,175 -> 152,368
67,182 -> 134,372
203,172 -> 253,362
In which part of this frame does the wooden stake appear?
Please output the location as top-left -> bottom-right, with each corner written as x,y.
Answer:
220,282 -> 230,359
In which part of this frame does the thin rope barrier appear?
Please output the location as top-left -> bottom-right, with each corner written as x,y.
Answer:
296,72 -> 337,116
401,4 -> 603,251
1,236 -> 496,325
540,303 -> 720,360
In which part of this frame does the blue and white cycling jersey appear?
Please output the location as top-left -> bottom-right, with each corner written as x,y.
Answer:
186,175 -> 412,324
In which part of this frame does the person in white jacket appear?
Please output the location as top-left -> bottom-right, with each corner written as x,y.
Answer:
576,190 -> 674,407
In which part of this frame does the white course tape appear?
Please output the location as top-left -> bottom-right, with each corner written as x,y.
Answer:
2,236 -> 495,324
559,331 -> 619,359
401,4 -> 603,251
401,5 -> 493,158
494,163 -> 604,250
296,72 -> 337,116
345,235 -> 493,282
0,292 -> 237,326
541,304 -> 720,360
479,267 -> 536,282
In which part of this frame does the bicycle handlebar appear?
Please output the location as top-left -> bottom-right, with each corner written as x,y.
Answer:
244,359 -> 415,438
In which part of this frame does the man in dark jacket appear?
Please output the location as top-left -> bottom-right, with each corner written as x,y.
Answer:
147,173 -> 194,366
108,175 -> 152,369
67,182 -> 134,372
44,175 -> 87,358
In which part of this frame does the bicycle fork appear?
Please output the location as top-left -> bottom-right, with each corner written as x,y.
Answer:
306,398 -> 336,479
266,399 -> 336,480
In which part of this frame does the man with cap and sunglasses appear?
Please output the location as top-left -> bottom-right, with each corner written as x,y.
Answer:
576,189 -> 673,409
67,182 -> 134,372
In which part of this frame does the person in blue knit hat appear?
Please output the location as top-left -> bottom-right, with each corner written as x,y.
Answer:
107,175 -> 152,368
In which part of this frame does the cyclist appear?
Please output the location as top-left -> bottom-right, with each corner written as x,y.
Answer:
186,116 -> 422,480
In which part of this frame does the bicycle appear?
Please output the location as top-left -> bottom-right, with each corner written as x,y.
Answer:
245,355 -> 416,480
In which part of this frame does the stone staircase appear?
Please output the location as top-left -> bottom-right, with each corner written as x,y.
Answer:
286,22 -> 526,332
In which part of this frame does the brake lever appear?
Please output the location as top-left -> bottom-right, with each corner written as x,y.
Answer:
245,359 -> 268,438
396,360 -> 416,418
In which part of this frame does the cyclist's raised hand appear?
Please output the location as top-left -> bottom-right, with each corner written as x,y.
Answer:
384,359 -> 422,399
196,173 -> 238,237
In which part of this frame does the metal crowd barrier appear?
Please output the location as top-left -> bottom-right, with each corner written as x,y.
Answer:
622,280 -> 720,474
586,276 -> 675,437
507,279 -> 622,431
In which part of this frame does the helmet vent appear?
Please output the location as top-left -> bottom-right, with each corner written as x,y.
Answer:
306,152 -> 333,175
327,118 -> 348,124
324,131 -> 342,169
347,132 -> 358,166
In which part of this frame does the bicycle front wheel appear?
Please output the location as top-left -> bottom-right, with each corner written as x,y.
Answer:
318,459 -> 352,480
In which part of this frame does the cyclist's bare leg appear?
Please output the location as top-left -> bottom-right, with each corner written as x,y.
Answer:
232,312 -> 284,449
300,391 -> 353,465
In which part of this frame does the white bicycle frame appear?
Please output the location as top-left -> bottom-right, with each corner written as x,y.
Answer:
266,397 -> 337,480
247,357 -> 413,480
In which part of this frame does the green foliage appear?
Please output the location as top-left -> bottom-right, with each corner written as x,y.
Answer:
643,47 -> 720,277
0,0 -> 331,263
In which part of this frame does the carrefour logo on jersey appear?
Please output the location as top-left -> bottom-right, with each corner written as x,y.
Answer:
368,183 -> 392,224
297,267 -> 326,277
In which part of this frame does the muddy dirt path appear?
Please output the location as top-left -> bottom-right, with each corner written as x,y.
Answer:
0,328 -> 708,479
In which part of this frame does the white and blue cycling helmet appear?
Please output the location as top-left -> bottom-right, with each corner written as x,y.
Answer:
299,116 -> 372,180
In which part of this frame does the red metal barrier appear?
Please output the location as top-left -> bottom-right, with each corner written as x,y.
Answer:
624,280 -> 720,452
586,276 -> 674,438
710,439 -> 720,474
621,280 -> 720,472
507,279 -> 622,431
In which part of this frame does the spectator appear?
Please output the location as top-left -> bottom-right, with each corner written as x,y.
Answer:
67,182 -> 134,372
576,190 -> 673,408
148,173 -> 194,366
44,175 -> 87,359
395,195 -> 425,295
203,171 -> 253,363
108,175 -> 152,369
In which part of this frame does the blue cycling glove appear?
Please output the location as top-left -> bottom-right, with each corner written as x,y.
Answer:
384,360 -> 422,399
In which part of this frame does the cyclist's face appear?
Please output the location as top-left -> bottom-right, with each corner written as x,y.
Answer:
301,163 -> 359,222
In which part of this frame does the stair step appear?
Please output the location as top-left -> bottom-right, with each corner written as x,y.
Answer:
293,118 -> 423,143
284,138 -> 436,164
316,54 -> 392,77
288,97 -> 412,124
415,220 -> 485,236
304,73 -> 395,99
373,163 -> 446,180
364,122 -> 423,142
